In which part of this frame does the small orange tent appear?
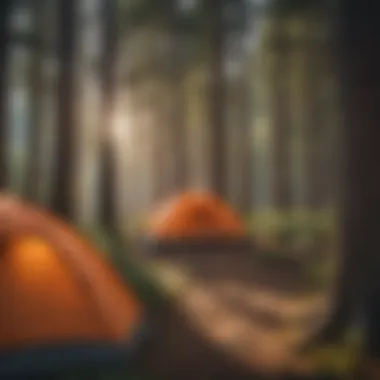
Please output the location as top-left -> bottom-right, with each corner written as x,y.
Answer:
144,191 -> 250,250
0,196 -> 145,377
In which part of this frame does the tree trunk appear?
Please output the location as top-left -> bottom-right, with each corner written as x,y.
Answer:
338,0 -> 380,334
205,0 -> 227,198
237,72 -> 253,212
271,24 -> 292,210
99,0 -> 117,228
170,72 -> 187,192
51,0 -> 76,219
152,80 -> 169,201
0,1 -> 12,189
168,33 -> 187,192
25,0 -> 50,202
159,3 -> 188,194
227,73 -> 253,213
307,0 -> 380,345
303,33 -> 325,209
24,0 -> 58,206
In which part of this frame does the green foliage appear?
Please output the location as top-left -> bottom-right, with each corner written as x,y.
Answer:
247,209 -> 337,248
303,255 -> 334,289
248,209 -> 337,289
303,327 -> 363,376
80,226 -> 167,312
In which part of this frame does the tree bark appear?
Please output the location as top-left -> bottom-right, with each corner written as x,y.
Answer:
205,0 -> 227,198
51,0 -> 76,219
168,16 -> 187,193
99,0 -> 117,228
271,25 -> 292,210
303,30 -> 326,209
337,0 -> 380,334
25,0 -> 50,202
306,0 -> 380,346
0,1 -> 12,189
170,69 -> 187,192
237,72 -> 253,212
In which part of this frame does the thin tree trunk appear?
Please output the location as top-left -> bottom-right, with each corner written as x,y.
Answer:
205,0 -> 227,198
226,73 -> 253,212
271,28 -> 292,211
233,5 -> 253,213
24,0 -> 47,201
51,0 -> 76,219
236,72 -> 253,212
303,36 -> 325,209
170,75 -> 187,192
164,2 -> 187,193
152,80 -> 169,201
169,39 -> 187,192
149,15 -> 186,199
0,1 -> 12,189
99,0 -> 117,228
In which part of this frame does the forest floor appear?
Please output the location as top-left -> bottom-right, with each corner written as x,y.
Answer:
132,249 -> 331,379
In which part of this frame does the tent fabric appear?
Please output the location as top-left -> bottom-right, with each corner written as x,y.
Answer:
0,344 -> 129,378
0,196 -> 144,357
146,191 -> 247,239
0,325 -> 149,378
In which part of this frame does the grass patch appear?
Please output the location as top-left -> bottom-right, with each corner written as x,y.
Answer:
246,208 -> 337,238
246,209 -> 338,290
300,327 -> 364,377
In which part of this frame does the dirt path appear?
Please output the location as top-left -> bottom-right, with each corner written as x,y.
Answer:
136,250 -> 329,379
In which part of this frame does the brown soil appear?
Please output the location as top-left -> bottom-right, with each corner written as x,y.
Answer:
135,249 -> 329,379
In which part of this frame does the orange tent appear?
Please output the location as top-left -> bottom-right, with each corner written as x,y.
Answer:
0,196 -> 145,377
145,191 -> 248,245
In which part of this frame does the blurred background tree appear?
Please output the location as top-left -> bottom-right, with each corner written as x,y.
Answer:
0,0 -> 340,268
